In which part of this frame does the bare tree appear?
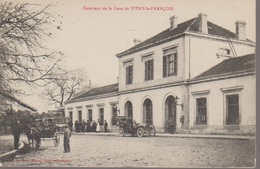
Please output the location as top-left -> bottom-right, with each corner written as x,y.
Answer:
0,2 -> 62,97
42,69 -> 88,108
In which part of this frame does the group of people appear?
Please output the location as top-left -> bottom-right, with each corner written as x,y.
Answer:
69,119 -> 108,133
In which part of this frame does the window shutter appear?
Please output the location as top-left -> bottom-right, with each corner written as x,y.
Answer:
151,60 -> 154,80
163,56 -> 167,77
126,66 -> 129,84
174,53 -> 177,75
129,65 -> 133,84
145,61 -> 148,81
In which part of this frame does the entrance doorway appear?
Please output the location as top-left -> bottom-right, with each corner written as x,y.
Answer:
165,96 -> 176,133
125,101 -> 133,120
143,99 -> 153,125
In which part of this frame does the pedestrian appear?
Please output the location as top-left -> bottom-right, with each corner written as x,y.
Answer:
75,120 -> 79,133
78,120 -> 82,132
96,119 -> 100,132
86,120 -> 90,132
104,120 -> 108,132
93,120 -> 97,132
63,125 -> 72,153
11,119 -> 22,150
81,120 -> 86,132
68,120 -> 73,132
168,117 -> 174,134
180,114 -> 185,129
90,120 -> 94,132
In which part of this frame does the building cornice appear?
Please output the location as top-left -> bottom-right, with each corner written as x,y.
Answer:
187,71 -> 255,85
185,31 -> 256,46
65,71 -> 255,105
116,31 -> 255,58
118,80 -> 186,95
65,92 -> 118,105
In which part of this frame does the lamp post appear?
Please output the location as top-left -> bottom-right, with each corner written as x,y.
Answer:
175,96 -> 183,110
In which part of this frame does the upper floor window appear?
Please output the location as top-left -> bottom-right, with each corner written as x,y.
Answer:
145,59 -> 154,81
163,48 -> 177,77
126,65 -> 133,85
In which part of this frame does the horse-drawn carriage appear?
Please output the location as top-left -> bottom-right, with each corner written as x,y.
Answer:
25,117 -> 69,149
116,116 -> 156,137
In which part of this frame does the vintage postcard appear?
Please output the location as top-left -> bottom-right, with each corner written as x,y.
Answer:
0,0 -> 256,168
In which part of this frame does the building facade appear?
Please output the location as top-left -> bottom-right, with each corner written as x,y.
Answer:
65,13 -> 255,135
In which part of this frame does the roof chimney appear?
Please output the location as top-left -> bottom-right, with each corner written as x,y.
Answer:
198,13 -> 208,34
235,21 -> 246,40
169,15 -> 178,30
133,39 -> 141,45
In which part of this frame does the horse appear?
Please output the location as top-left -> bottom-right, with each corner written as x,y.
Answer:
23,124 -> 41,149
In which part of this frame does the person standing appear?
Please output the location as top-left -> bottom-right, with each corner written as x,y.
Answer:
81,120 -> 86,132
93,120 -> 97,132
11,119 -> 22,150
75,120 -> 79,133
180,114 -> 185,129
104,120 -> 108,132
168,117 -> 174,134
96,119 -> 100,132
68,120 -> 73,132
90,120 -> 94,132
63,125 -> 72,153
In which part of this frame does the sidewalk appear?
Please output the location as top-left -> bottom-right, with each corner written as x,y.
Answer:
73,132 -> 256,140
0,135 -> 27,162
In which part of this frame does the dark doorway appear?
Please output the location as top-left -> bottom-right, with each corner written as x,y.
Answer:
165,96 -> 176,133
125,101 -> 133,120
143,99 -> 153,125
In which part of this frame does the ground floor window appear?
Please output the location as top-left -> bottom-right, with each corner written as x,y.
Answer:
78,110 -> 82,121
88,109 -> 92,121
226,94 -> 239,125
196,97 -> 207,125
112,106 -> 117,126
69,111 -> 73,122
99,108 -> 104,125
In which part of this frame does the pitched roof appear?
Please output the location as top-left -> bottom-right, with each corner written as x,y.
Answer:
0,91 -> 37,112
193,53 -> 255,80
70,83 -> 118,100
116,16 -> 253,57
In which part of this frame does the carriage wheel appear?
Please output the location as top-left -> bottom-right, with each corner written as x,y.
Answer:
149,128 -> 156,136
53,132 -> 60,147
33,138 -> 41,149
118,128 -> 125,137
136,128 -> 144,137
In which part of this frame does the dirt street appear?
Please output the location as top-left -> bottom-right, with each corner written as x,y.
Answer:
2,134 -> 255,167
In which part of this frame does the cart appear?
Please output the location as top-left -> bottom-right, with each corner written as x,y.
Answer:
29,117 -> 69,149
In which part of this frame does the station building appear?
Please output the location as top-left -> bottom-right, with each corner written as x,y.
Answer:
65,13 -> 255,135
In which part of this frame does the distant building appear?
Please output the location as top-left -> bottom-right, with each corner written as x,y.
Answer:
65,13 -> 255,135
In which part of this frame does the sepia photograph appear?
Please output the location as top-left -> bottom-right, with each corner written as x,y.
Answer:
0,0 -> 256,168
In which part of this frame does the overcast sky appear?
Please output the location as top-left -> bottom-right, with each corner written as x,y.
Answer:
13,0 -> 255,113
